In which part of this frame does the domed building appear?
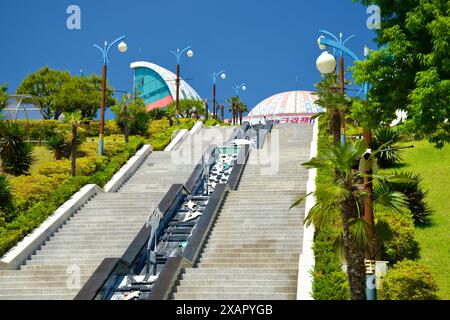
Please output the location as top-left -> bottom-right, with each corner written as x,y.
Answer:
244,90 -> 324,124
130,61 -> 202,111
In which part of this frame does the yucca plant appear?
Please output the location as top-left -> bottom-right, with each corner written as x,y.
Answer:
0,122 -> 34,175
46,134 -> 68,160
383,171 -> 432,226
372,127 -> 403,168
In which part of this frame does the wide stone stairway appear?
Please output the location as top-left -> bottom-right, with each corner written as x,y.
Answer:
0,125 -> 230,300
174,123 -> 313,300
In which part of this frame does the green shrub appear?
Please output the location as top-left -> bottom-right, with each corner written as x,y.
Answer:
312,228 -> 350,300
9,174 -> 63,212
378,260 -> 438,300
376,210 -> 419,263
0,175 -> 14,225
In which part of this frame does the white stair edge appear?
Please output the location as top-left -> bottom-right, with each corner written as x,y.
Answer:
296,119 -> 318,300
104,145 -> 152,192
189,121 -> 204,136
0,184 -> 102,270
0,144 -> 152,270
164,129 -> 189,151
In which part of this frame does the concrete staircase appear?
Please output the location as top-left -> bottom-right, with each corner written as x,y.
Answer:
173,123 -> 314,300
0,125 -> 230,300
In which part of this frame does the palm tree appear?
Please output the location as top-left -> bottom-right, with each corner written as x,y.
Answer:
226,96 -> 242,125
291,140 -> 408,299
65,112 -> 83,177
314,72 -> 352,146
237,102 -> 248,125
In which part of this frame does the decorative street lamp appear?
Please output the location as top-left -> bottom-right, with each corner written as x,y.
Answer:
209,71 -> 226,120
316,31 -> 361,145
170,46 -> 194,121
93,35 -> 128,156
317,30 -> 375,300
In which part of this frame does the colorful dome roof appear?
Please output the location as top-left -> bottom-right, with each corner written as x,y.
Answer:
248,90 -> 324,117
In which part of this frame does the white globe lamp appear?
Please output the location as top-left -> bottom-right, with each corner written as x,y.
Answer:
118,41 -> 128,53
316,51 -> 336,74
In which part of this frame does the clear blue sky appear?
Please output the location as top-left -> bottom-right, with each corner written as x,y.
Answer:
0,0 -> 377,117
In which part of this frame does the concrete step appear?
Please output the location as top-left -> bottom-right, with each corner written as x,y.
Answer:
201,252 -> 299,259
173,293 -> 296,300
25,258 -> 103,266
181,273 -> 297,281
198,262 -> 299,268
175,285 -> 297,294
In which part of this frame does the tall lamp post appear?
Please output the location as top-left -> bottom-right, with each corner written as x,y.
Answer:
93,36 -> 128,156
170,46 -> 194,122
316,30 -> 375,300
209,71 -> 226,119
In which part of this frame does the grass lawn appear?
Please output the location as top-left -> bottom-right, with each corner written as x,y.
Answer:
398,140 -> 450,299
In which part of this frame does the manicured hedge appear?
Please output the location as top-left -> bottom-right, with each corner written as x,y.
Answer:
14,120 -> 121,142
0,137 -> 144,257
312,228 -> 350,300
147,118 -> 195,151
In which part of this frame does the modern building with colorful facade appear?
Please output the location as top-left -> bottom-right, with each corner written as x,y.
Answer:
243,90 -> 324,124
130,61 -> 202,111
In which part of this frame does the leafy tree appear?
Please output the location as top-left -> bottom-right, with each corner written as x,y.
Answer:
291,140 -> 409,299
352,0 -> 450,148
16,67 -> 71,120
0,84 -> 8,110
166,99 -> 205,119
0,122 -> 34,175
111,97 -> 150,137
56,75 -> 116,120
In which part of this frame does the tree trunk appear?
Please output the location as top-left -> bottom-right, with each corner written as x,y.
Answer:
342,199 -> 366,300
71,125 -> 77,177
332,109 -> 340,146
239,111 -> 243,125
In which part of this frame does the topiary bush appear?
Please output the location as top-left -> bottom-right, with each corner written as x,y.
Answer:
378,260 -> 438,300
376,210 -> 419,263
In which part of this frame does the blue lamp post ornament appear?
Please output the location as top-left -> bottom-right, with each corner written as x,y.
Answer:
209,71 -> 226,120
93,35 -> 128,156
232,83 -> 247,96
170,46 -> 194,123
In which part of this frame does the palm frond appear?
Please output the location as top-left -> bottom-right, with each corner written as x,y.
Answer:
348,217 -> 370,249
